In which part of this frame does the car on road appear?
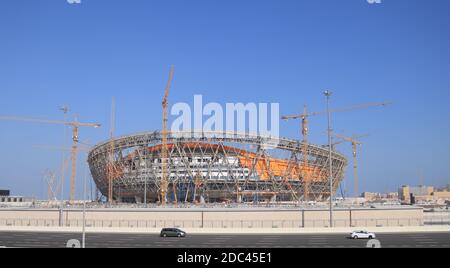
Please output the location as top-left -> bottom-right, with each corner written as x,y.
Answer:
160,228 -> 186,238
350,230 -> 376,240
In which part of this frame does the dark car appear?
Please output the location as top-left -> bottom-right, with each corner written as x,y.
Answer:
160,228 -> 186,238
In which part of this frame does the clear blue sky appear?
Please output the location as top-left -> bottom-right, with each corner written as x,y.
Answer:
0,0 -> 449,199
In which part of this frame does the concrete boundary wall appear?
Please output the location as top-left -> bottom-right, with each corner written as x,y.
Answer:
0,207 -> 424,228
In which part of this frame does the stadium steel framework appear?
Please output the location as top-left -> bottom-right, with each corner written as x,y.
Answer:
88,131 -> 348,203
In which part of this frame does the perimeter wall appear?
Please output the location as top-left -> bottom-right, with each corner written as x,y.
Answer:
0,207 -> 423,229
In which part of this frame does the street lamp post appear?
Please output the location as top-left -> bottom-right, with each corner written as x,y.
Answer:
324,90 -> 334,228
59,106 -> 68,227
82,165 -> 87,248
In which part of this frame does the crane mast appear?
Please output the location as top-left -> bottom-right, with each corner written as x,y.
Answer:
161,65 -> 175,206
70,119 -> 79,203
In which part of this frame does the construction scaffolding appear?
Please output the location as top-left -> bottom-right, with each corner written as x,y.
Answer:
88,131 -> 348,203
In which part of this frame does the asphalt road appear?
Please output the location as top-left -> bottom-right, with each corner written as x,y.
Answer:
0,232 -> 449,248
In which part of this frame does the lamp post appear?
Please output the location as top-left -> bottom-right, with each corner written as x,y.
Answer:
82,164 -> 88,248
59,106 -> 68,227
324,90 -> 334,228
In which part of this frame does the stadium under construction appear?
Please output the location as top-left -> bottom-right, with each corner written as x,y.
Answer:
88,131 -> 348,204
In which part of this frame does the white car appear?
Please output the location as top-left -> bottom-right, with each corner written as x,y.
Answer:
350,230 -> 376,239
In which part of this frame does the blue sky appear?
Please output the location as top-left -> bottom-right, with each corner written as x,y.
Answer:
0,0 -> 449,199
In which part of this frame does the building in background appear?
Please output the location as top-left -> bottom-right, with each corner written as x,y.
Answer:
361,192 -> 399,204
399,185 -> 450,205
0,196 -> 26,203
0,189 -> 10,197
0,189 -> 35,206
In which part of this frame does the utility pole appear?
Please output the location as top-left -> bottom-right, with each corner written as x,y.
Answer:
59,106 -> 68,227
82,163 -> 87,249
324,90 -> 333,228
108,97 -> 116,204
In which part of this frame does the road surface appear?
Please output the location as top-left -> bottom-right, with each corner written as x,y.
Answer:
0,232 -> 449,248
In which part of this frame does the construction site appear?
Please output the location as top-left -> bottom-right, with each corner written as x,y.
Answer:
0,66 -> 392,207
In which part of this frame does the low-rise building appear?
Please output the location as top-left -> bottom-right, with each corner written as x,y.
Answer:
0,190 -> 34,205
0,196 -> 27,203
362,192 -> 399,203
432,190 -> 450,200
0,190 -> 10,197
399,185 -> 450,205
361,192 -> 380,201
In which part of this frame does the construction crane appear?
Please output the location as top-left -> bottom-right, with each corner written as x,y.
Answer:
282,102 -> 390,200
332,133 -> 368,198
0,115 -> 101,203
161,65 -> 175,206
